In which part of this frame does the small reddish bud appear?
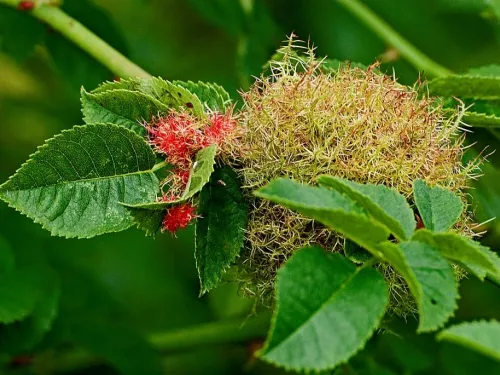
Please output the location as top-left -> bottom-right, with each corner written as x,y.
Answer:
162,203 -> 197,234
18,1 -> 35,11
416,214 -> 425,229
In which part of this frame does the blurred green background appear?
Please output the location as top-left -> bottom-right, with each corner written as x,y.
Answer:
1,0 -> 500,374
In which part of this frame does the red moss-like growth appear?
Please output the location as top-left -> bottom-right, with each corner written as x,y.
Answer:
18,1 -> 35,11
162,203 -> 198,234
146,110 -> 237,168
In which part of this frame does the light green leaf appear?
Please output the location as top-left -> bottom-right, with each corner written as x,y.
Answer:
92,77 -> 204,116
428,75 -> 500,100
81,88 -> 169,135
318,175 -> 415,240
411,230 -> 499,280
437,321 -> 500,362
0,124 -> 159,238
123,144 -> 217,211
413,179 -> 463,232
195,166 -> 248,294
463,111 -> 500,128
260,246 -> 388,372
400,241 -> 458,332
174,80 -> 231,111
255,178 -> 391,257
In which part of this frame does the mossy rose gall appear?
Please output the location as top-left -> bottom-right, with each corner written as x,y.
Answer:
227,44 -> 481,315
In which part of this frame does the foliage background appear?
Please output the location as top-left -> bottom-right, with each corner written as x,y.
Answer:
0,0 -> 500,374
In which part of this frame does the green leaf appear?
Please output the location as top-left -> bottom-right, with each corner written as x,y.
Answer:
463,111 -> 500,128
469,64 -> 500,77
400,241 -> 458,332
81,88 -> 169,135
127,208 -> 165,237
195,166 -> 248,294
255,178 -> 391,256
0,124 -> 159,238
437,321 -> 500,362
344,239 -> 373,264
174,81 -> 231,111
0,266 -> 60,353
318,175 -> 415,240
92,77 -> 204,116
413,179 -> 463,232
259,247 -> 388,372
0,266 -> 44,324
411,230 -> 499,279
428,75 -> 500,100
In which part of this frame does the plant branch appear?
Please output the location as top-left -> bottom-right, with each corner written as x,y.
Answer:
336,0 -> 453,78
35,314 -> 270,374
0,0 -> 150,79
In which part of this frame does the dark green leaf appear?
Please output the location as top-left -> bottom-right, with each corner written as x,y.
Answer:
0,124 -> 159,238
0,266 -> 60,353
127,207 -> 165,237
437,321 -> 500,362
428,75 -> 500,100
318,175 -> 415,240
413,179 -> 463,232
187,0 -> 246,35
344,239 -> 373,264
260,247 -> 388,372
400,241 -> 458,332
81,88 -> 169,135
195,166 -> 248,294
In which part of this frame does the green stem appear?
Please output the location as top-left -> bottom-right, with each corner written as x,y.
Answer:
36,315 -> 270,374
152,160 -> 169,173
336,0 -> 453,77
0,0 -> 150,79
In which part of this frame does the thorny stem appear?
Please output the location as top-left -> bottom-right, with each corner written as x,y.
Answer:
336,0 -> 453,78
34,314 -> 270,374
0,0 -> 150,79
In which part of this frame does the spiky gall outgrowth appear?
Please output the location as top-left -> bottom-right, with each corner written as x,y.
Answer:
228,41 -> 481,316
162,202 -> 198,234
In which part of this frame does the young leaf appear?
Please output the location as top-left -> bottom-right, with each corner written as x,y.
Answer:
259,247 -> 388,372
437,321 -> 500,362
123,144 -> 217,211
413,179 -> 463,232
255,178 -> 392,256
81,88 -> 169,135
0,124 -> 160,238
412,230 -> 499,280
428,75 -> 500,100
195,166 -> 248,294
463,111 -> 500,128
318,175 -> 415,240
92,77 -> 204,116
400,241 -> 458,332
174,80 -> 231,111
